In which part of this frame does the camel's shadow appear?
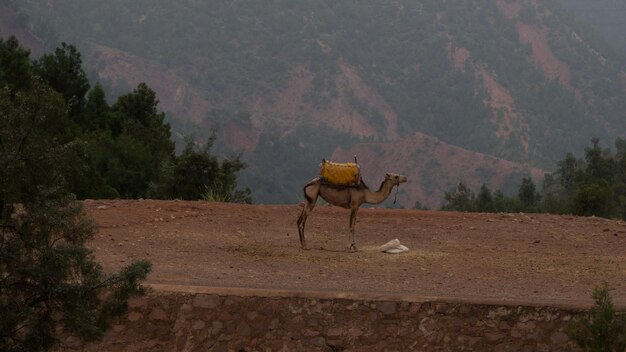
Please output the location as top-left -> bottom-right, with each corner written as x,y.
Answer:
309,245 -> 381,253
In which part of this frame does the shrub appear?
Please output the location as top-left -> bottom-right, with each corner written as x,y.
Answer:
567,283 -> 626,351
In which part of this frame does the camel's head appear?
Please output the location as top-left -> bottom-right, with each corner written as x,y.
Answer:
385,173 -> 408,186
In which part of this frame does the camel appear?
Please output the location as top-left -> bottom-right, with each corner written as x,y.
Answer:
297,173 -> 408,251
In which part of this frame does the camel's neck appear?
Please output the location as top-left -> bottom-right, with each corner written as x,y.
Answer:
364,179 -> 395,205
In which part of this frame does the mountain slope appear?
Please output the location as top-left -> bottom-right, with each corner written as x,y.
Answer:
6,0 -> 626,207
0,3 -> 45,56
557,0 -> 626,54
332,133 -> 544,208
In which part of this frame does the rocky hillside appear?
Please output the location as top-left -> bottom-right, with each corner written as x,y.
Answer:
3,0 -> 625,207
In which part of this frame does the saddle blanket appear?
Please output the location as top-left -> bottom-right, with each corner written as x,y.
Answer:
319,160 -> 361,186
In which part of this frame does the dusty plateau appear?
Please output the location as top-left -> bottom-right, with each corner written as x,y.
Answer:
86,199 -> 626,308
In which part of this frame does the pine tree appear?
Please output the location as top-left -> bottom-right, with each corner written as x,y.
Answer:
518,176 -> 539,210
0,39 -> 151,352
475,184 -> 494,212
441,182 -> 474,211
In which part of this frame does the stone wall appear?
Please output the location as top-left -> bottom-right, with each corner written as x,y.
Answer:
66,286 -> 585,351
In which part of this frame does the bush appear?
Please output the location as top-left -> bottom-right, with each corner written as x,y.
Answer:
567,283 -> 626,351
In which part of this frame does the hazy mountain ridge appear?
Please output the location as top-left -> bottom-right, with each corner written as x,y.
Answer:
0,3 -> 45,57
332,132 -> 545,208
557,0 -> 626,54
4,0 -> 625,207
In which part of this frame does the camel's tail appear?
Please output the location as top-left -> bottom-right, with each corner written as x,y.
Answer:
302,178 -> 320,204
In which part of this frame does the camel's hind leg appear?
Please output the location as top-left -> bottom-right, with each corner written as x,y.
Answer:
297,205 -> 311,249
297,182 -> 319,250
347,207 -> 359,252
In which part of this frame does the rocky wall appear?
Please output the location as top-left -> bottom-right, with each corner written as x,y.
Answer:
66,287 -> 584,351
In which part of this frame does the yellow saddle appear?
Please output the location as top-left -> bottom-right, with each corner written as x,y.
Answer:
319,160 -> 361,186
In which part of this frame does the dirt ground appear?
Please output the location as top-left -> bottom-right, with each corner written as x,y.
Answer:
85,199 -> 626,308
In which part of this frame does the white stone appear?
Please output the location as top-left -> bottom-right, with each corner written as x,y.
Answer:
380,239 -> 410,253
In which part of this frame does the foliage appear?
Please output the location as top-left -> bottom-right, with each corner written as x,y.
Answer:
441,182 -> 474,212
14,0 -> 626,204
1,36 -> 249,202
518,176 -> 541,210
0,41 -> 151,350
475,184 -> 494,212
2,32 -> 252,350
567,283 -> 626,352
413,200 -> 430,211
442,138 -> 626,220
0,36 -> 32,95
149,135 -> 252,203
552,138 -> 626,219
91,83 -> 176,198
569,183 -> 613,218
33,42 -> 90,124
201,186 -> 230,203
442,179 -> 536,213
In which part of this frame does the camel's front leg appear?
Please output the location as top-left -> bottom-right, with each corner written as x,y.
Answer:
297,206 -> 309,249
347,207 -> 359,252
298,185 -> 318,250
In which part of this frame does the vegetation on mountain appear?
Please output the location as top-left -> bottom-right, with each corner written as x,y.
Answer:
442,138 -> 626,220
9,0 -> 626,206
148,133 -> 252,203
0,34 -> 250,202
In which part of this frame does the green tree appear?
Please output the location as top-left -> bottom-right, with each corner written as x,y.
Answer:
33,42 -> 90,124
584,138 -> 616,185
570,183 -> 613,218
149,135 -> 252,203
535,138 -> 626,219
27,42 -> 119,199
614,138 -> 626,219
83,83 -> 110,131
558,152 -> 579,196
102,83 -> 176,198
567,283 -> 626,352
413,200 -> 429,210
441,182 -> 474,211
70,84 -> 120,199
616,139 -> 626,183
492,189 -> 509,212
0,78 -> 150,351
169,139 -> 219,200
518,176 -> 539,210
112,83 -> 175,161
0,36 -> 32,95
475,184 -> 494,212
